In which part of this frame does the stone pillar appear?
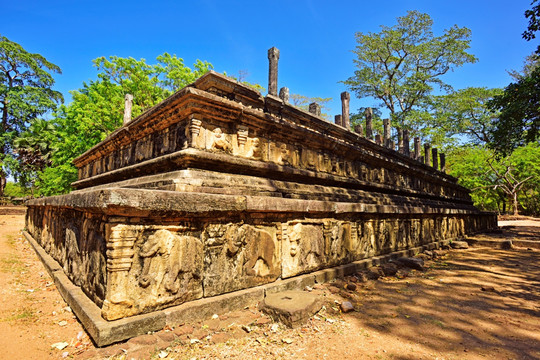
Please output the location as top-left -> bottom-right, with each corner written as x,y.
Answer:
354,124 -> 364,136
440,153 -> 446,173
267,47 -> 280,96
309,102 -> 321,116
365,108 -> 373,140
123,94 -> 133,125
383,119 -> 391,147
414,137 -> 421,160
341,92 -> 350,130
403,130 -> 410,156
424,143 -> 431,166
279,87 -> 289,103
375,134 -> 383,145
397,128 -> 404,153
335,115 -> 343,127
389,140 -> 396,150
432,148 -> 439,169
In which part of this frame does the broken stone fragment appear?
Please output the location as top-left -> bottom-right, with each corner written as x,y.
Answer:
346,283 -> 357,291
451,241 -> 469,249
340,301 -> 354,313
380,262 -> 399,276
394,257 -> 425,271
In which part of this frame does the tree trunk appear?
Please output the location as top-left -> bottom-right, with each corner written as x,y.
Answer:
0,175 -> 5,197
512,192 -> 519,216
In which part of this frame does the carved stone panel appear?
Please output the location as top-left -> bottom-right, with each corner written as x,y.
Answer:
282,221 -> 326,278
101,226 -> 203,320
203,223 -> 280,297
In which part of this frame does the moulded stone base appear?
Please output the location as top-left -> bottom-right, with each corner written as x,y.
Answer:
25,189 -> 496,322
24,229 -> 482,346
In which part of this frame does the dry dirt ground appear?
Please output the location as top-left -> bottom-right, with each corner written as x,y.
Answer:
1,210 -> 539,360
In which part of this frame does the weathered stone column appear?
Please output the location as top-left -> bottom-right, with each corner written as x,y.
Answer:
341,92 -> 350,130
383,119 -> 391,147
279,87 -> 289,103
335,115 -> 343,126
354,124 -> 364,136
414,137 -> 421,160
440,153 -> 446,173
309,102 -> 321,116
397,128 -> 404,153
424,143 -> 431,166
365,108 -> 373,140
432,148 -> 439,170
375,134 -> 382,145
403,130 -> 410,156
267,47 -> 280,96
123,94 -> 133,125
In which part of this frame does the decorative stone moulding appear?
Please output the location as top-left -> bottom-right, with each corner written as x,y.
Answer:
26,66 -> 496,346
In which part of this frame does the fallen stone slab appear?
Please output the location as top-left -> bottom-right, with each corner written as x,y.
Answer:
259,290 -> 323,328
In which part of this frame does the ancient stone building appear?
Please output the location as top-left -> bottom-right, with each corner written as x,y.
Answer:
24,49 -> 496,345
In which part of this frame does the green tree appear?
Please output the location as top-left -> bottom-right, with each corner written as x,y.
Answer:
0,35 -> 62,196
37,54 -> 212,195
448,143 -> 540,215
423,87 -> 502,147
290,93 -> 332,119
523,0 -> 540,54
447,146 -> 504,212
488,66 -> 540,155
343,10 -> 476,130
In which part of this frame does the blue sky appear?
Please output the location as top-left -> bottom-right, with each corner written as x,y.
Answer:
2,0 -> 538,118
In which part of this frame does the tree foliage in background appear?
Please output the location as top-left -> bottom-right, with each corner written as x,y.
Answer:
448,143 -> 540,215
488,65 -> 540,155
523,0 -> 540,54
416,87 -> 502,149
36,54 -> 212,195
343,10 -> 476,131
0,35 -> 62,196
290,93 -> 332,119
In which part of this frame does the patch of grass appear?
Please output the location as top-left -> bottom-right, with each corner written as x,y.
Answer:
0,255 -> 25,273
6,234 -> 16,247
1,308 -> 37,323
420,314 -> 446,328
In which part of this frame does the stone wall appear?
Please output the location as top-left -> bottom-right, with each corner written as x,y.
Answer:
25,195 -> 496,321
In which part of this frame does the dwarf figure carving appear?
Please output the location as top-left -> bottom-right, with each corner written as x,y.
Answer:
211,128 -> 232,153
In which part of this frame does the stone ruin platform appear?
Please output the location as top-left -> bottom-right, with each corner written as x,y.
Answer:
24,51 -> 496,345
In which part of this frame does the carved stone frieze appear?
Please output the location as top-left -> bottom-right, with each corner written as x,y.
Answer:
203,223 -> 280,296
101,226 -> 203,320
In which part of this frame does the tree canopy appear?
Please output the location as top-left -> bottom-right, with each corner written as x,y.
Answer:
488,65 -> 540,155
0,35 -> 62,195
523,0 -> 540,54
448,143 -> 540,215
343,10 -> 477,129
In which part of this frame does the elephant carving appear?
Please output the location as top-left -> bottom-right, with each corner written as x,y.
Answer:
139,229 -> 202,294
225,225 -> 275,277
